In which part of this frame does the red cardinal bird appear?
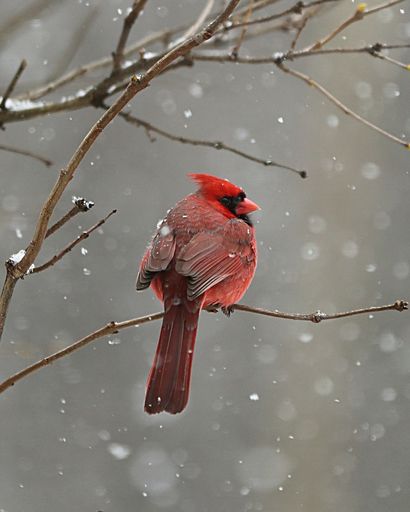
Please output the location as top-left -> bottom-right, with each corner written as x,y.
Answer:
136,173 -> 260,414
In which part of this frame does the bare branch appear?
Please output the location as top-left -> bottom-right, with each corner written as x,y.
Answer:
112,0 -> 148,74
0,59 -> 27,111
0,143 -> 52,167
0,312 -> 165,395
192,43 -> 410,64
231,0 -> 254,58
290,5 -> 321,50
118,111 -> 306,178
32,209 -> 116,274
45,197 -> 95,239
308,0 -> 405,51
0,299 -> 406,395
223,0 -> 339,32
232,299 -> 408,322
276,61 -> 409,148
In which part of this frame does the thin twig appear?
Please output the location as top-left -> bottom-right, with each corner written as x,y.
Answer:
290,5 -> 321,50
192,43 -> 410,64
179,0 -> 215,43
0,143 -> 52,167
231,0 -> 254,58
45,197 -> 95,239
276,61 -> 409,148
232,299 -> 408,322
370,50 -> 410,71
112,0 -> 148,74
0,0 -> 242,341
0,299 -> 406,395
32,209 -> 116,274
223,0 -> 339,32
307,0 -> 405,51
0,59 -> 27,111
0,312 -> 165,395
119,111 -> 306,177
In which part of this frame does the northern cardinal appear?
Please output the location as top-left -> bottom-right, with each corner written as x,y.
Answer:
137,173 -> 260,414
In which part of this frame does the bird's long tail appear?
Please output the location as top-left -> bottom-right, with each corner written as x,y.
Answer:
145,296 -> 201,414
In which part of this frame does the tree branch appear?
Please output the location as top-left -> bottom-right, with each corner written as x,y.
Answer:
0,143 -> 52,167
307,0 -> 405,51
222,0 -> 338,32
111,0 -> 148,74
0,299 -> 406,395
0,59 -> 27,111
45,197 -> 95,239
32,209 -> 116,274
118,110 -> 306,178
276,61 -> 409,148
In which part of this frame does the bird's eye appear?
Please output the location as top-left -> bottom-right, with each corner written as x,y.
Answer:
238,192 -> 246,201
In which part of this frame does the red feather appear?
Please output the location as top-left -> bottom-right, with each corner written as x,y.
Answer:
137,174 -> 259,414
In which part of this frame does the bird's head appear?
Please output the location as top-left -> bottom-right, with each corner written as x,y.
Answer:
188,173 -> 260,224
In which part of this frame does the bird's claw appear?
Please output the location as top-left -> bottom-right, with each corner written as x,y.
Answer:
221,305 -> 235,317
206,304 -> 221,314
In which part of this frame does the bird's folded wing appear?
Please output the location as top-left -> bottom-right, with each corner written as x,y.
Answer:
176,219 -> 254,300
136,229 -> 176,289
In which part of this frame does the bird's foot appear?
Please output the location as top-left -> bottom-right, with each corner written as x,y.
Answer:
221,305 -> 235,317
206,303 -> 221,314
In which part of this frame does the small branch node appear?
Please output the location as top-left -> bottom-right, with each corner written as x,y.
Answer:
368,42 -> 383,54
312,310 -> 326,323
72,196 -> 95,212
394,299 -> 408,312
293,1 -> 305,14
273,52 -> 286,65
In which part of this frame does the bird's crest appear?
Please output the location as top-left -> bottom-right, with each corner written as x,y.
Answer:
188,173 -> 243,199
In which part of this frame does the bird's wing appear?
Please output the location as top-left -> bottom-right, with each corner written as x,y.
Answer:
136,227 -> 176,290
175,219 -> 255,300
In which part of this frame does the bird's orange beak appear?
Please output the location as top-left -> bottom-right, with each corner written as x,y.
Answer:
236,197 -> 261,215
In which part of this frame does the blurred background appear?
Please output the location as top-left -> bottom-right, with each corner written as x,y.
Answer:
0,1 -> 409,511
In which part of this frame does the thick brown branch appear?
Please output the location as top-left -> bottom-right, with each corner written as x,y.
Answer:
112,0 -> 148,74
118,111 -> 306,177
0,299 -> 406,395
32,209 -> 116,274
0,143 -> 52,167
